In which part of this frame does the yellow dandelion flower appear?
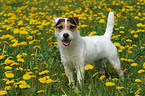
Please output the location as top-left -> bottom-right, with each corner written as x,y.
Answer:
119,31 -> 124,33
88,31 -> 97,36
112,78 -> 118,81
99,19 -> 105,23
143,62 -> 145,69
19,84 -> 30,89
46,79 -> 53,83
37,90 -> 44,94
5,72 -> 14,78
135,79 -> 142,82
6,80 -> 14,84
23,73 -> 31,80
52,74 -> 57,77
61,73 -> 66,75
114,42 -> 120,47
4,66 -> 12,70
5,86 -> 12,90
19,42 -> 27,45
20,30 -> 28,35
105,82 -> 115,86
131,63 -> 138,66
53,79 -> 60,83
33,46 -> 41,50
126,39 -> 132,42
123,69 -> 127,73
117,86 -> 124,90
38,70 -> 49,75
13,28 -> 20,34
138,69 -> 145,73
92,72 -> 98,77
134,34 -> 138,38
10,62 -> 19,66
0,90 -> 7,95
0,56 -> 4,59
62,95 -> 67,96
137,23 -> 143,27
99,75 -> 105,80
39,78 -> 46,83
85,64 -> 93,70
17,58 -> 25,62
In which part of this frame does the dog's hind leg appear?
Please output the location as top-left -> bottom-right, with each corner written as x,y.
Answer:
93,59 -> 105,74
107,56 -> 124,81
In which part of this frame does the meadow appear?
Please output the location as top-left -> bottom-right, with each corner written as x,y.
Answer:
0,0 -> 145,96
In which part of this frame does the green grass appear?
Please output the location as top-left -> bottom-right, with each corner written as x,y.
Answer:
0,0 -> 145,96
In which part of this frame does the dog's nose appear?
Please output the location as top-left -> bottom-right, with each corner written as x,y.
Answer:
63,33 -> 69,39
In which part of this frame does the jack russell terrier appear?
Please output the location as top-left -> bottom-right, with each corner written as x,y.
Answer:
53,12 -> 124,87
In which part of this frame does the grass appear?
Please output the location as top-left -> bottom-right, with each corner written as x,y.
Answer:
0,0 -> 145,96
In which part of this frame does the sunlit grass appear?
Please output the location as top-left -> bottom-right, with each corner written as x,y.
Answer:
0,0 -> 145,96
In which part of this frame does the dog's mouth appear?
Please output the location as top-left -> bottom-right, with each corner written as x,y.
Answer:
62,40 -> 71,46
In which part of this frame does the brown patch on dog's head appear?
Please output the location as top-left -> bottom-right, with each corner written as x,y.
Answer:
54,17 -> 79,32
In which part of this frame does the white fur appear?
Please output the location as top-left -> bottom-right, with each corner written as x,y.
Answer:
54,12 -> 124,87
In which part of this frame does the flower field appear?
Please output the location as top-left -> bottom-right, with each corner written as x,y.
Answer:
0,0 -> 145,96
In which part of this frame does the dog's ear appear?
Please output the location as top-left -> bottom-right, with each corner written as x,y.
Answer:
68,17 -> 79,25
53,17 -> 64,26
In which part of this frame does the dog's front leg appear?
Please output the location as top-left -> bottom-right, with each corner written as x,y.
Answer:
76,58 -> 85,87
64,66 -> 75,87
61,56 -> 75,87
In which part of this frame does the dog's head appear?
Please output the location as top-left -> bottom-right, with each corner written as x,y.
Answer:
53,17 -> 79,47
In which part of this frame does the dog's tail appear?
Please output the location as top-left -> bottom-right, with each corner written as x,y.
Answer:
104,12 -> 114,39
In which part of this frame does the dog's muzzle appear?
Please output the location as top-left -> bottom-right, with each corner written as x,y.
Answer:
62,33 -> 71,46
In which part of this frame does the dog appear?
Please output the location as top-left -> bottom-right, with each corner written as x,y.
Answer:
53,12 -> 124,87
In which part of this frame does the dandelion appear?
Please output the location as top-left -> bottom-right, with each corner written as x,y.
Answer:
0,90 -> 7,96
134,34 -> 138,38
5,86 -> 12,90
105,82 -> 115,86
126,39 -> 132,42
5,72 -> 14,78
85,64 -> 93,70
99,75 -> 105,80
10,62 -> 19,66
17,58 -> 25,62
33,46 -> 41,50
135,79 -> 142,82
37,90 -> 44,94
88,31 -> 97,36
137,23 -> 143,27
112,78 -> 119,81
38,70 -> 49,75
98,19 -> 105,23
39,78 -> 46,83
23,73 -> 31,80
114,42 -> 120,47
46,79 -> 53,83
62,95 -> 67,96
19,84 -> 30,89
4,66 -> 12,70
142,62 -> 145,69
131,63 -> 138,66
117,86 -> 124,90
6,80 -> 14,84
92,72 -> 98,77
138,69 -> 145,73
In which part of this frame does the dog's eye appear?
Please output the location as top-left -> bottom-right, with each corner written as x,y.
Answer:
57,26 -> 63,29
70,26 -> 75,29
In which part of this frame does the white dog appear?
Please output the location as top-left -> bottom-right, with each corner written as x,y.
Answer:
53,12 -> 124,87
